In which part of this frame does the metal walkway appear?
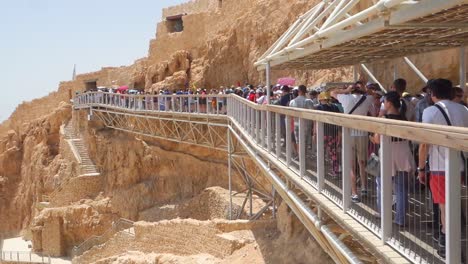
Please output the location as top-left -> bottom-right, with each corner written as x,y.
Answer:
74,92 -> 468,263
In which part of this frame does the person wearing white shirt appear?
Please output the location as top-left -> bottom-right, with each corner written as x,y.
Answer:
418,79 -> 468,258
331,83 -> 373,203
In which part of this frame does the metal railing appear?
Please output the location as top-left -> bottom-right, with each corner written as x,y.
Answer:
71,218 -> 134,257
74,92 -> 468,263
0,251 -> 51,264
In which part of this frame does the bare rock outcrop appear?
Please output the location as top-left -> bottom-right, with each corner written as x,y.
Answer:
145,50 -> 191,91
0,102 -> 72,236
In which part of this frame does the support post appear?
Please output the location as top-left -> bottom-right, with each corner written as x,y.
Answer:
266,61 -> 272,152
266,61 -> 271,104
299,118 -> 306,178
276,113 -> 281,159
261,111 -> 266,148
380,135 -> 392,243
228,129 -> 233,220
446,148 -> 461,263
317,122 -> 325,192
256,110 -> 260,144
403,57 -> 428,83
286,115 -> 292,167
361,64 -> 386,92
393,60 -> 398,80
342,127 -> 351,212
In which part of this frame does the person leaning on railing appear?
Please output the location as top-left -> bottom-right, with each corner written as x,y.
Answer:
417,78 -> 468,259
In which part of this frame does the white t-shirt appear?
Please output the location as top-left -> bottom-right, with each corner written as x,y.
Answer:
422,100 -> 468,171
337,94 -> 373,136
289,95 -> 313,126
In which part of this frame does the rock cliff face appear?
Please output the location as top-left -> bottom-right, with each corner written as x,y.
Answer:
0,103 -> 71,236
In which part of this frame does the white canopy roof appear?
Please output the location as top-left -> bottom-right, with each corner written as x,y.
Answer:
255,0 -> 468,70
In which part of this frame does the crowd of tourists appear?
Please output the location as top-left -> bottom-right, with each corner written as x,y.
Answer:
81,78 -> 467,258
235,78 -> 467,259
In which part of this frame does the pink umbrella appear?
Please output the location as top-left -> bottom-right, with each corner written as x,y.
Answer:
117,86 -> 129,92
277,77 -> 296,86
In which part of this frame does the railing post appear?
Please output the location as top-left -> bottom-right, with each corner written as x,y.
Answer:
317,122 -> 325,192
380,135 -> 392,243
228,129 -> 233,220
267,111 -> 272,153
261,111 -> 266,148
299,118 -> 306,178
446,148 -> 461,263
286,115 -> 292,167
276,113 -> 281,159
256,109 -> 260,144
342,127 -> 351,211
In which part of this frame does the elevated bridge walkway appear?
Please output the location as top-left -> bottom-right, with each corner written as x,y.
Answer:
74,92 -> 468,264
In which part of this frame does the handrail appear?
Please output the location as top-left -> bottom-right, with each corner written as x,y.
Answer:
75,92 -> 468,151
73,92 -> 468,263
0,250 -> 51,264
72,218 -> 134,257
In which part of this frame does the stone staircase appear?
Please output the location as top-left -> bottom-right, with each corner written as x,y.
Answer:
63,123 -> 99,176
39,122 -> 100,208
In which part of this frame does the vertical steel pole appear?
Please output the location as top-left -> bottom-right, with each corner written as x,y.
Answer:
286,115 -> 292,167
446,148 -> 461,263
228,129 -> 233,220
380,135 -> 392,244
266,62 -> 272,152
262,111 -> 267,148
256,109 -> 260,144
317,122 -> 325,192
299,118 -> 306,178
276,113 -> 281,159
342,127 -> 351,212
266,62 -> 271,104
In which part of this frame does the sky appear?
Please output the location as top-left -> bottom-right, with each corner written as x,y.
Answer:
0,0 -> 188,122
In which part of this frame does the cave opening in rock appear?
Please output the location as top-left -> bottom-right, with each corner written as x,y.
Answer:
166,14 -> 184,33
218,0 -> 222,8
84,80 -> 97,91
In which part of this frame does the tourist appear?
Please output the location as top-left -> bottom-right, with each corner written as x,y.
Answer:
370,91 -> 415,226
331,82 -> 373,203
418,78 -> 468,258
289,85 -> 314,156
199,88 -> 207,113
415,84 -> 432,122
276,85 -> 293,146
453,87 -> 466,106
316,92 -> 341,177
256,88 -> 265,104
380,78 -> 415,121
308,90 -> 320,107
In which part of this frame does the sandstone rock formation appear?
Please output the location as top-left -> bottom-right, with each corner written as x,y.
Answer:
0,0 -> 466,263
0,102 -> 72,236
